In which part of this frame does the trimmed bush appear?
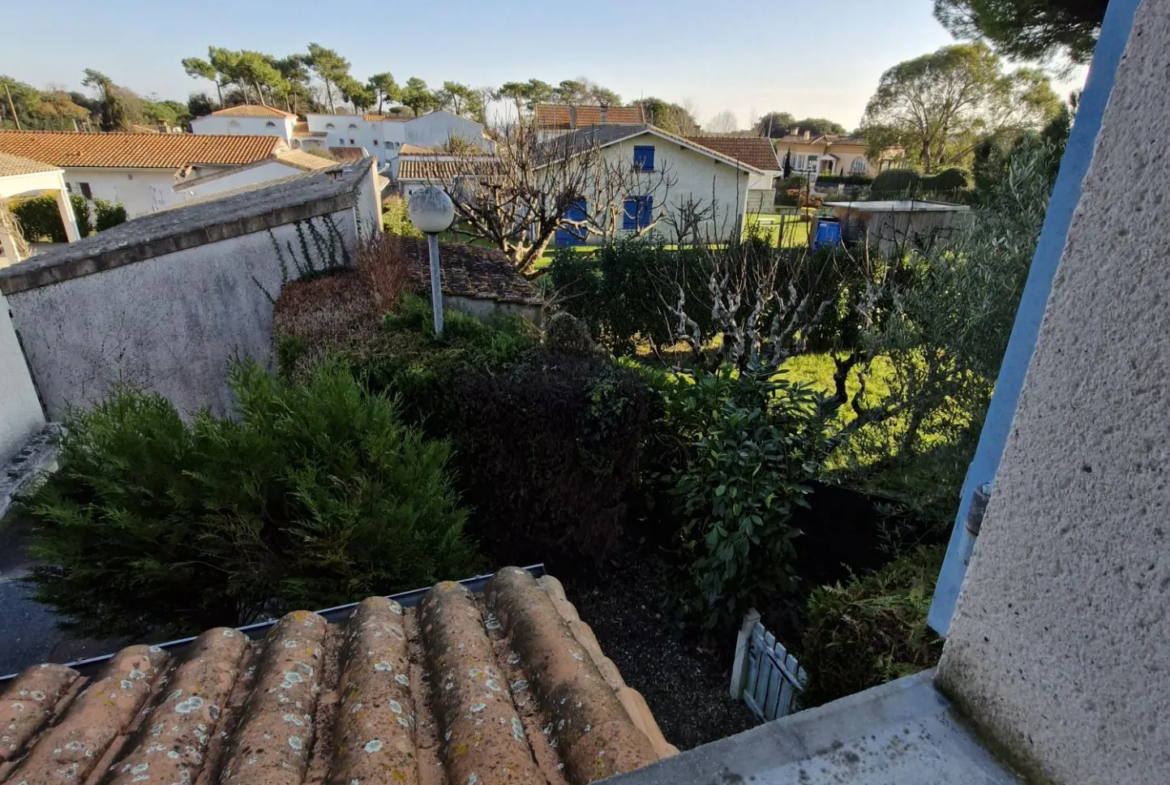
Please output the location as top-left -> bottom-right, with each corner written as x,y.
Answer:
920,167 -> 969,194
20,360 -> 476,638
870,168 -> 921,197
383,195 -> 423,238
10,195 -> 68,242
71,195 -> 93,237
93,198 -> 128,231
544,311 -> 594,355
798,545 -> 945,707
814,174 -> 873,187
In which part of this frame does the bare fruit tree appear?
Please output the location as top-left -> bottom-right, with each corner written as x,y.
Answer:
428,123 -> 681,276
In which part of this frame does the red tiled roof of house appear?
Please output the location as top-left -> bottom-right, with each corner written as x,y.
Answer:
0,131 -> 284,170
0,568 -> 674,785
0,151 -> 60,177
328,146 -> 367,163
398,157 -> 501,181
210,104 -> 297,118
292,121 -> 326,138
535,104 -> 646,130
685,136 -> 781,172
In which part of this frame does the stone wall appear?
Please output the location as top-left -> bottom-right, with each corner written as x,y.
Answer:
937,3 -> 1170,783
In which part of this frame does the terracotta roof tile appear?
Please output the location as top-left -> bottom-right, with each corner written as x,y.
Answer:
0,152 -> 60,177
328,146 -> 367,163
398,237 -> 542,306
291,122 -> 327,138
0,568 -> 672,785
0,131 -> 284,170
397,158 -> 501,181
364,113 -> 411,122
535,104 -> 646,130
210,104 -> 297,118
274,148 -> 342,171
685,136 -> 780,172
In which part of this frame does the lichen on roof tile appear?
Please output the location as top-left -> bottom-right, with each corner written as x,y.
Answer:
0,568 -> 668,785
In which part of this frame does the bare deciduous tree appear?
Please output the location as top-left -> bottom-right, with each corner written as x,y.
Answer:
430,123 -> 683,275
705,110 -> 739,134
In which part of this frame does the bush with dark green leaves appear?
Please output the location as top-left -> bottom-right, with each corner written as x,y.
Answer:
870,168 -> 921,197
71,195 -> 93,237
662,363 -> 834,631
798,545 -> 945,707
20,360 -> 475,638
544,311 -> 595,355
10,195 -> 67,242
93,198 -> 127,231
920,167 -> 969,194
814,174 -> 873,187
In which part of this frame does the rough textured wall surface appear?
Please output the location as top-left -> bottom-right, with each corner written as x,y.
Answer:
937,4 -> 1170,784
8,210 -> 355,419
0,290 -> 44,461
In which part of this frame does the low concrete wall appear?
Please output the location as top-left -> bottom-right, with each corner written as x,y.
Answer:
937,3 -> 1170,783
8,211 -> 355,419
0,289 -> 44,461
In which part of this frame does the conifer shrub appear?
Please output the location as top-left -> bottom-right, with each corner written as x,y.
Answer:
20,360 -> 475,638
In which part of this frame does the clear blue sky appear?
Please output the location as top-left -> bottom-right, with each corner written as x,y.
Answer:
3,0 -> 1074,129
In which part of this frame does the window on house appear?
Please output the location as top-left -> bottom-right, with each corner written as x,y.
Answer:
349,123 -> 358,130
622,195 -> 653,231
850,157 -> 868,174
373,140 -> 379,146
65,182 -> 72,194
80,182 -> 92,199
806,155 -> 819,171
266,121 -> 276,128
633,145 -> 655,172
349,139 -> 355,145
326,123 -> 336,129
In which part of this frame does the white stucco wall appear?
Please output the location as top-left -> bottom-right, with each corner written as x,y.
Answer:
0,289 -> 44,462
175,161 -> 305,199
64,167 -> 229,218
404,112 -> 489,149
6,209 -> 356,419
937,4 -> 1170,784
191,115 -> 294,142
592,133 -> 749,242
306,111 -> 489,171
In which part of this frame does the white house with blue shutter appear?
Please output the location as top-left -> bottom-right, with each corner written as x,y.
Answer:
544,125 -> 767,245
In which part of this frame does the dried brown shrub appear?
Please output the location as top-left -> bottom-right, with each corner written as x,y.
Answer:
356,231 -> 410,309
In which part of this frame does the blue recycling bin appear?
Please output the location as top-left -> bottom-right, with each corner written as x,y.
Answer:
813,219 -> 841,249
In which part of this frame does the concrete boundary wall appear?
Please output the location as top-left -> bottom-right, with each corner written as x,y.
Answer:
0,162 -> 380,419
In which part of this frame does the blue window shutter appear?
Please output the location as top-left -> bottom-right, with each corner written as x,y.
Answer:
634,145 -> 655,171
623,198 -> 638,230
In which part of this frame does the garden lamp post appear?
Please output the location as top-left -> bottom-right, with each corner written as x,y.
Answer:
407,186 -> 456,337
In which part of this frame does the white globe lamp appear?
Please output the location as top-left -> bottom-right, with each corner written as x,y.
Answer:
407,187 -> 456,336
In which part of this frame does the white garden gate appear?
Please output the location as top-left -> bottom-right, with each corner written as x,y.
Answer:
729,610 -> 807,722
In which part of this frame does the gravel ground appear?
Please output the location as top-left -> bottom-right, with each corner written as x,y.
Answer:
559,552 -> 757,751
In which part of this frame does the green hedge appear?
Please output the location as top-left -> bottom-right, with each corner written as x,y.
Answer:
93,198 -> 127,231
10,195 -> 68,242
815,174 -> 873,187
870,169 -> 921,197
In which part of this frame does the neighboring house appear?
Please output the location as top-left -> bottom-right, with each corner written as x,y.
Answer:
396,147 -> 500,199
773,129 -> 899,178
0,152 -> 81,266
303,110 -> 490,176
543,125 -> 765,244
173,148 -> 340,200
685,135 -> 781,214
0,131 -> 285,217
189,105 -> 299,143
535,103 -> 647,140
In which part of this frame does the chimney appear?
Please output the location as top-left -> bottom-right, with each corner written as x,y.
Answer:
804,129 -> 811,141
569,105 -> 577,130
600,105 -> 609,125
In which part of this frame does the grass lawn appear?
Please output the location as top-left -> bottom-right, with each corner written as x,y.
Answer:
745,214 -> 813,248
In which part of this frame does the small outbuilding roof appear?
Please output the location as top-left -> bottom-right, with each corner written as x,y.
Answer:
207,104 -> 297,119
0,131 -> 284,170
0,152 -> 60,177
825,200 -> 970,213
